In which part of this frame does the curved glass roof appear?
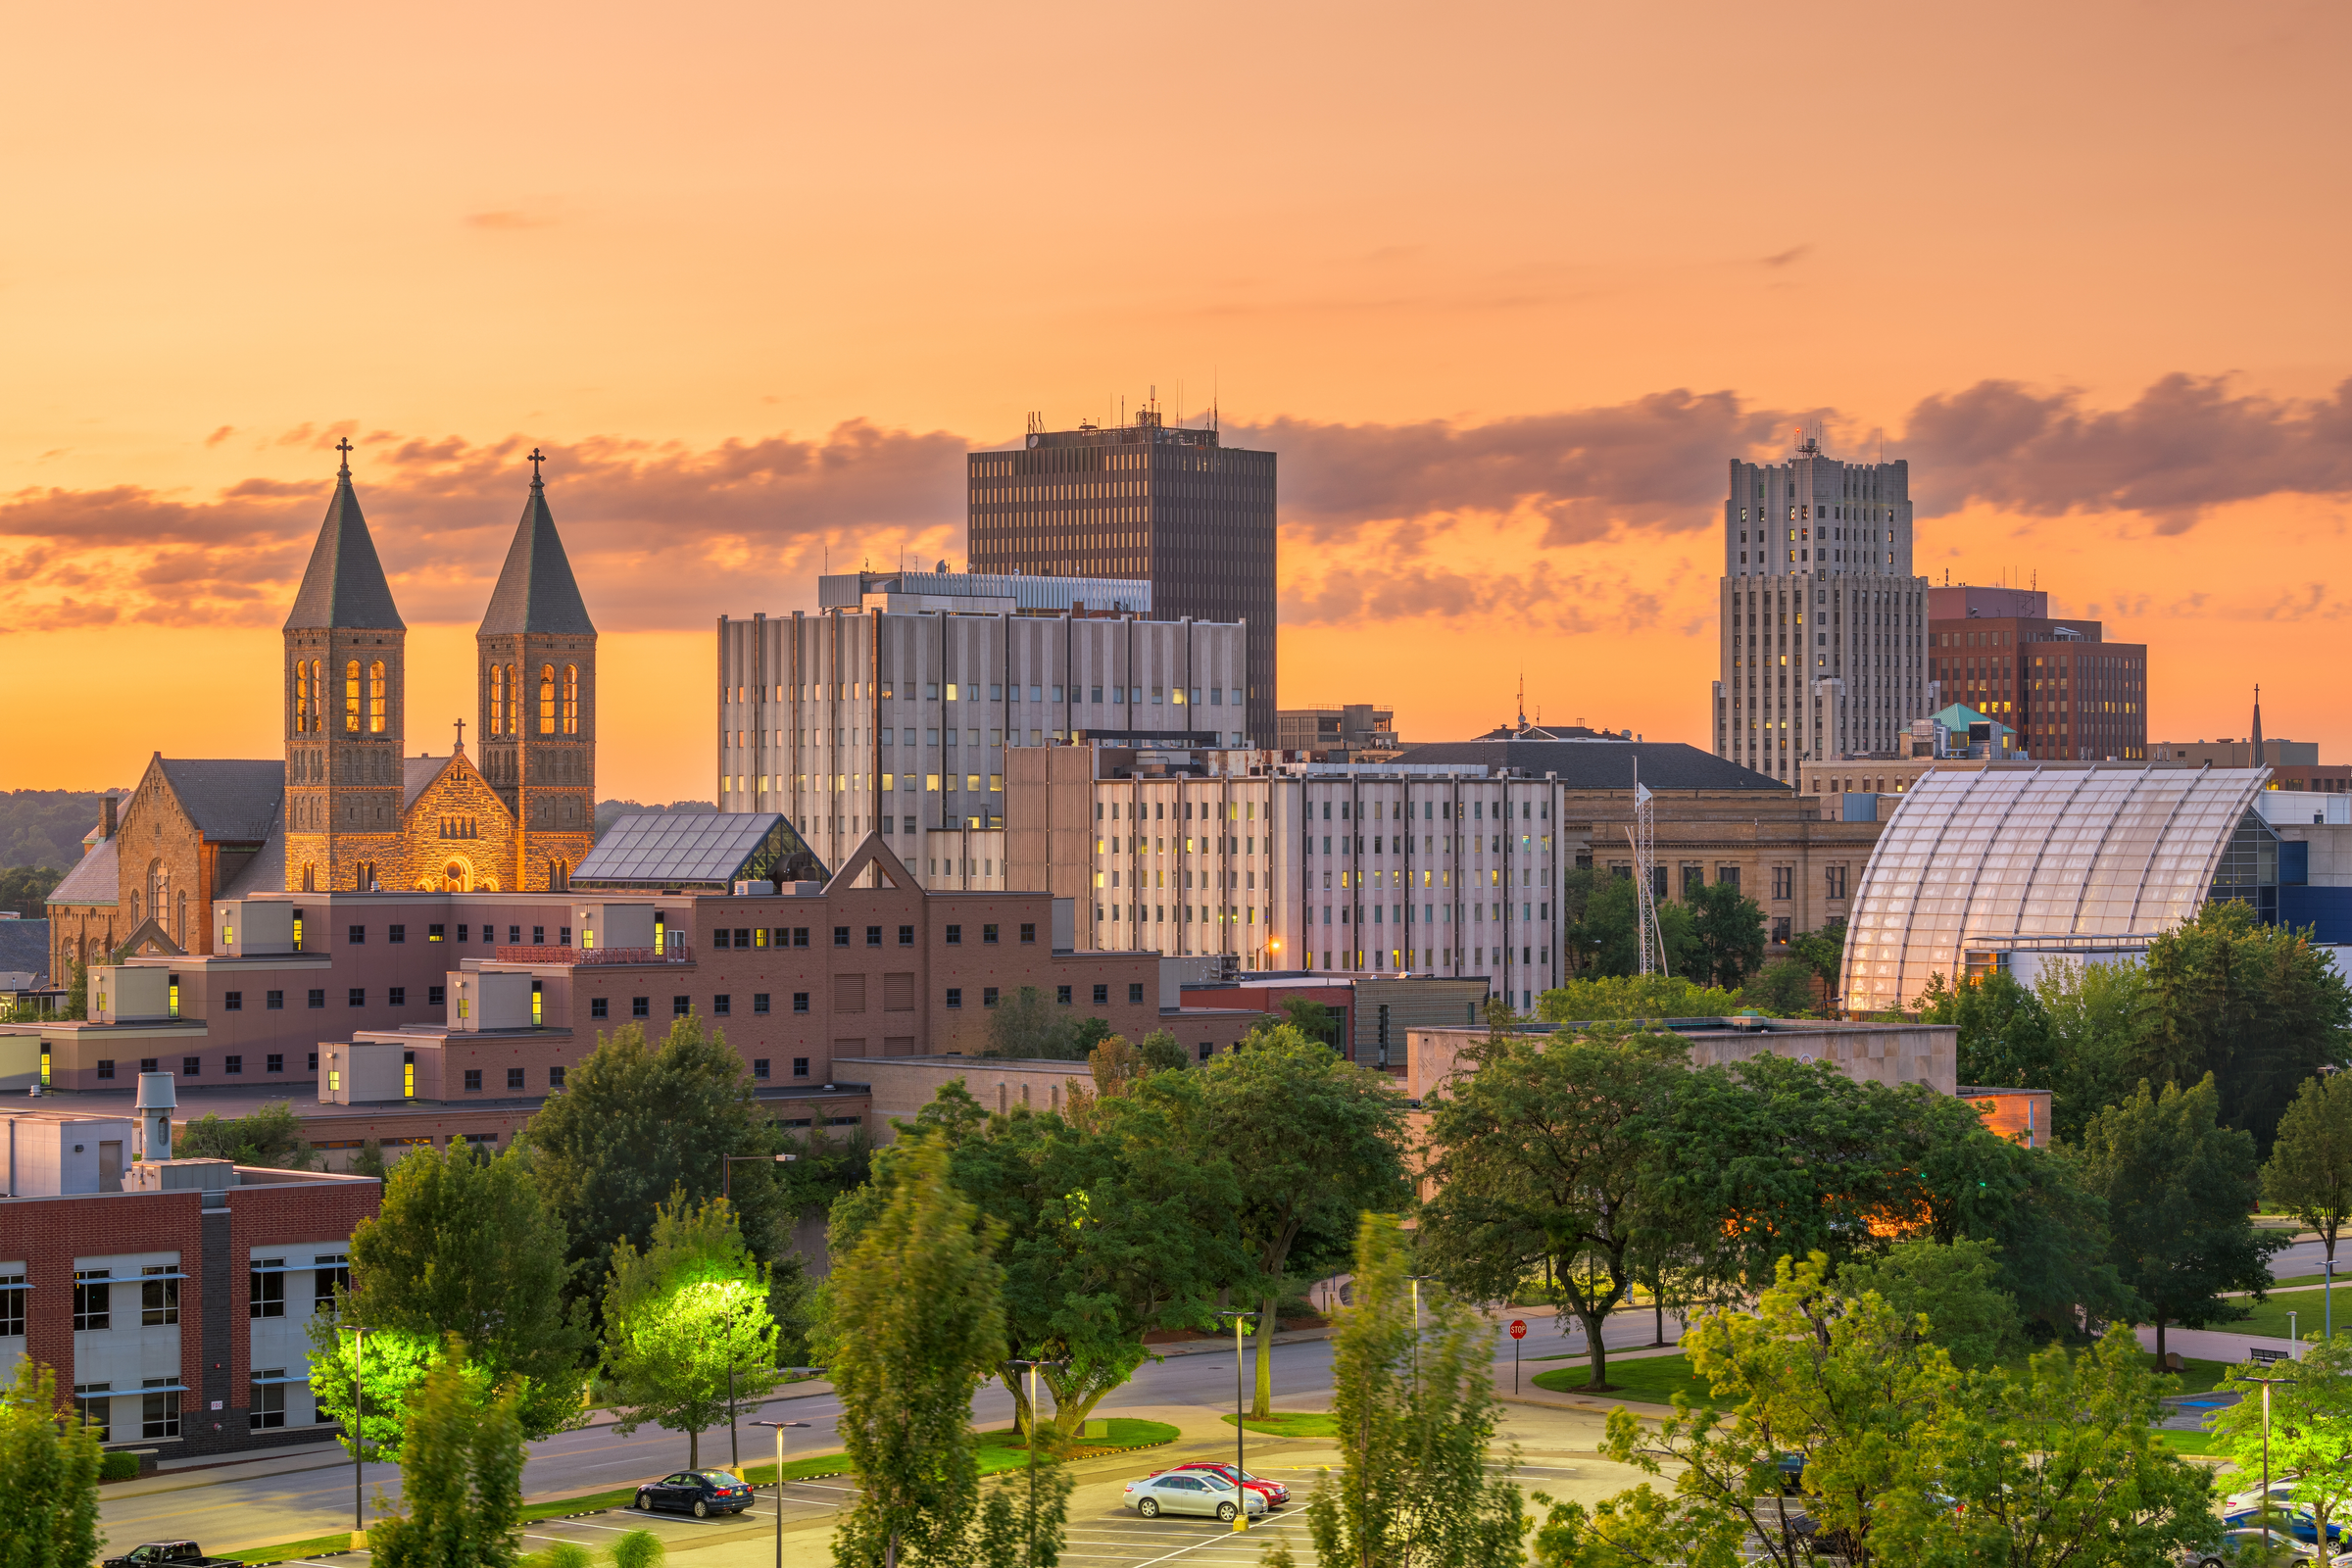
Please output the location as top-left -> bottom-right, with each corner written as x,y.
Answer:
1842,767 -> 2270,1012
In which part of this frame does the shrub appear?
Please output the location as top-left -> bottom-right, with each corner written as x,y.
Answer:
98,1450 -> 142,1481
611,1530 -> 664,1568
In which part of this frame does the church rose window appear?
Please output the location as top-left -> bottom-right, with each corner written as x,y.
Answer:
539,664 -> 556,734
344,661 -> 361,732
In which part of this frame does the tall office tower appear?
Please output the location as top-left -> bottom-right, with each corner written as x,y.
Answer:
967,402 -> 1278,746
1712,435 -> 1929,784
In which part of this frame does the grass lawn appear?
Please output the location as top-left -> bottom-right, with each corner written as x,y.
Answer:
1219,1410 -> 1340,1439
2233,1289 -> 2352,1342
1531,1353 -> 1715,1407
973,1418 -> 1178,1474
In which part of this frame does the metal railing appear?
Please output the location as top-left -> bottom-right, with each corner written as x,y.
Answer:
491,945 -> 693,965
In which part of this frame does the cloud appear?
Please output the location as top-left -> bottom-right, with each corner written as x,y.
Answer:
204,425 -> 234,447
1761,244 -> 1811,268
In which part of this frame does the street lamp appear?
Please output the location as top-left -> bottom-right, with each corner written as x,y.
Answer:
337,1324 -> 366,1548
749,1419 -> 808,1568
1405,1275 -> 1436,1386
1005,1357 -> 1069,1563
719,1155 -> 795,1471
2244,1372 -> 2296,1549
1216,1310 -> 1259,1532
723,1152 -> 796,1200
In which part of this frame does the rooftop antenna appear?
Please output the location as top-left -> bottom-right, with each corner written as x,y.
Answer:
1627,757 -> 1667,976
1515,672 -> 1526,733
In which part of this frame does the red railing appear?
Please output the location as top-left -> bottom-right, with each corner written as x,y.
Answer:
492,945 -> 694,965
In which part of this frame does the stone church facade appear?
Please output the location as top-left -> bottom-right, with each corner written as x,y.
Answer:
47,449 -> 601,981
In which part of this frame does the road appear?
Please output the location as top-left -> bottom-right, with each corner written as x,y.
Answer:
102,1308 -> 1669,1555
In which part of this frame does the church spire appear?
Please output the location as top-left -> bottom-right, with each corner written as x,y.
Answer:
477,449 -> 595,636
284,441 -> 405,631
2251,682 -> 2265,763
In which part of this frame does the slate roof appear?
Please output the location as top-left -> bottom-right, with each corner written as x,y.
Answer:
0,918 -> 50,985
47,835 -> 119,906
477,474 -> 595,637
156,760 -> 286,841
219,808 -> 286,899
285,465 -> 405,631
1392,739 -> 1788,793
404,754 -> 458,813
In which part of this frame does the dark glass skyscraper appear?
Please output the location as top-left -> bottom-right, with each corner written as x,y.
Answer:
968,405 -> 1277,745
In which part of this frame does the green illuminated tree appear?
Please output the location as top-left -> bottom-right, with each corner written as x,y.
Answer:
0,1358 -> 101,1568
597,1195 -> 781,1471
367,1340 -> 526,1568
824,1138 -> 1008,1568
2265,1071 -> 2352,1275
2214,1331 -> 2352,1554
311,1143 -> 587,1446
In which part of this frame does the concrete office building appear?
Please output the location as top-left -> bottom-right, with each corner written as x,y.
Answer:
1277,703 -> 1403,760
713,570 -> 1247,875
1927,584 -> 2147,761
1713,435 -> 1929,784
967,405 -> 1278,745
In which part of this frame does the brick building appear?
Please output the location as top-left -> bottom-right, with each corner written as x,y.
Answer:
1926,584 -> 2148,762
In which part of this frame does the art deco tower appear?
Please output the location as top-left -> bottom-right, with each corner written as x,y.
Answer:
283,440 -> 408,892
477,452 -> 598,891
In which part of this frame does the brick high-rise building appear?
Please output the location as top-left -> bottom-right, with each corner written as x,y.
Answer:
1927,584 -> 2147,761
966,403 -> 1277,745
1712,435 -> 1929,786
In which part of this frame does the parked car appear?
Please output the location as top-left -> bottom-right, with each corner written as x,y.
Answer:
2221,1505 -> 2344,1547
2188,1526 -> 2318,1566
633,1470 -> 758,1518
106,1545 -> 237,1568
1154,1462 -> 1290,1508
1124,1469 -> 1269,1522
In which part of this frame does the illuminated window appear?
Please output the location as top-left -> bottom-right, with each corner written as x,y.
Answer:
368,662 -> 387,733
540,664 -> 556,734
563,663 -> 579,734
344,661 -> 361,732
489,663 -> 506,735
294,660 -> 311,732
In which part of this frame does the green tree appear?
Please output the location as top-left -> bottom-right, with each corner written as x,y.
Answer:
983,986 -> 1080,1059
823,1138 -> 1010,1568
309,1144 -> 587,1445
1740,957 -> 1819,1016
1838,1236 -> 2023,1369
177,1100 -> 316,1168
2264,1072 -> 2352,1275
2213,1330 -> 2352,1552
366,1341 -> 525,1568
1786,916 -> 1846,989
1306,1214 -> 1526,1568
1193,1030 -> 1412,1414
1421,1027 -> 1686,1391
1134,1028 -> 1187,1073
1250,996 -> 1340,1052
1564,870 -> 1696,979
0,865 -> 64,920
1686,879 -> 1767,990
2034,956 -> 2144,1141
2133,900 -> 2352,1149
599,1195 -> 780,1471
523,1017 -> 794,1310
1920,967 -> 2055,1090
0,1358 -> 102,1568
1534,974 -> 1741,1022
2072,1075 -> 2287,1361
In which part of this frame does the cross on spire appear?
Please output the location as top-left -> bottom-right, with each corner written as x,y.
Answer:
336,437 -> 354,476
454,716 -> 466,755
528,447 -> 546,486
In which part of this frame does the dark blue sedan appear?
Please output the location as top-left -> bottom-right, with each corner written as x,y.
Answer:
634,1471 -> 756,1518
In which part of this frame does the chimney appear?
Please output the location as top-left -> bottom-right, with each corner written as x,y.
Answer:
100,795 -> 118,842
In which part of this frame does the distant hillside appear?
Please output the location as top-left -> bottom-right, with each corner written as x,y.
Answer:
595,798 -> 718,839
0,789 -> 123,877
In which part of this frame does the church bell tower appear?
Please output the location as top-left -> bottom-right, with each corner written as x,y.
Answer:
283,441 -> 407,893
477,451 -> 597,891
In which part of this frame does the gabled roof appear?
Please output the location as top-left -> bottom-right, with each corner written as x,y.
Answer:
477,471 -> 595,637
285,462 -> 405,631
405,753 -> 459,813
572,812 -> 827,890
219,808 -> 286,900
155,760 -> 285,842
1394,739 -> 1787,793
48,834 -> 120,906
824,832 -> 918,894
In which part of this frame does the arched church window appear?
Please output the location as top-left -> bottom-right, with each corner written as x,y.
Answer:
310,661 -> 323,732
490,664 -> 506,736
539,664 -> 556,734
369,662 -> 387,734
295,661 -> 311,732
344,661 -> 362,732
564,664 -> 579,735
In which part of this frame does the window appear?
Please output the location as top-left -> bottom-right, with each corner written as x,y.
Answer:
182,1055 -> 201,1076
348,924 -> 367,945
713,994 -> 732,1015
314,1253 -> 351,1313
1019,922 -> 1036,945
982,923 -> 1000,945
712,928 -> 731,950
225,1054 -> 243,1075
251,1375 -> 285,1430
95,1058 -> 119,1083
672,996 -> 691,1017
793,1056 -> 810,1078
429,923 -> 445,942
532,926 -> 545,945
1093,984 -> 1109,1004
268,989 -> 285,1009
753,1057 -> 770,1079
349,988 -> 366,1007
0,1273 -> 23,1338
388,987 -> 406,1007
563,663 -> 579,734
309,1052 -> 318,1070
145,1379 -> 181,1439
1056,985 -> 1071,1004
225,991 -> 243,1011
428,985 -> 445,1006
73,1385 -> 111,1443
1772,916 -> 1793,945
946,987 -> 963,1008
1826,864 -> 1849,900
1128,983 -> 1145,1004
465,1069 -> 484,1091
507,1067 -> 525,1091
946,924 -> 962,945
631,997 -> 650,1017
141,1266 -> 178,1326
833,925 -> 851,947
753,993 -> 770,1014
249,1265 -> 284,1319
983,987 -> 1000,1007
899,924 -> 915,946
389,924 -> 406,944
540,663 -> 557,733
549,1066 -> 565,1089
866,925 -> 883,947
791,927 -> 810,947
793,992 -> 809,1012
267,1053 -> 284,1073
1771,866 -> 1795,902
590,998 -> 608,1018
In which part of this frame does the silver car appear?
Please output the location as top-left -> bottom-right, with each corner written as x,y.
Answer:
1124,1470 -> 1270,1523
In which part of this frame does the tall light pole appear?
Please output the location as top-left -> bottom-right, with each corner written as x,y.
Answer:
2245,1373 -> 2295,1548
338,1324 -> 366,1547
1005,1356 -> 1069,1563
1217,1310 -> 1258,1533
720,1154 -> 794,1472
750,1418 -> 808,1568
1404,1275 -> 1436,1387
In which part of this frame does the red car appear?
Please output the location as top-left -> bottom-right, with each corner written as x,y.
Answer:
1154,1462 -> 1289,1508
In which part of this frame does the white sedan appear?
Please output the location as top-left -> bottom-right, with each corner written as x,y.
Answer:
1124,1469 -> 1270,1523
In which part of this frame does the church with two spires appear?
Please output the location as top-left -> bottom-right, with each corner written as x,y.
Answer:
47,448 -> 602,972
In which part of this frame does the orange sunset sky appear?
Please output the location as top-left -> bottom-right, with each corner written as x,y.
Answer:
6,2 -> 2347,804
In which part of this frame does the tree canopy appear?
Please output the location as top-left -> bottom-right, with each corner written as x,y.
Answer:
0,1358 -> 101,1568
2265,1071 -> 2352,1270
365,1341 -> 526,1568
176,1100 -> 316,1168
598,1195 -> 781,1470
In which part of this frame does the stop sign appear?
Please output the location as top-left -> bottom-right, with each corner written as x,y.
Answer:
1508,1320 -> 1527,1340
